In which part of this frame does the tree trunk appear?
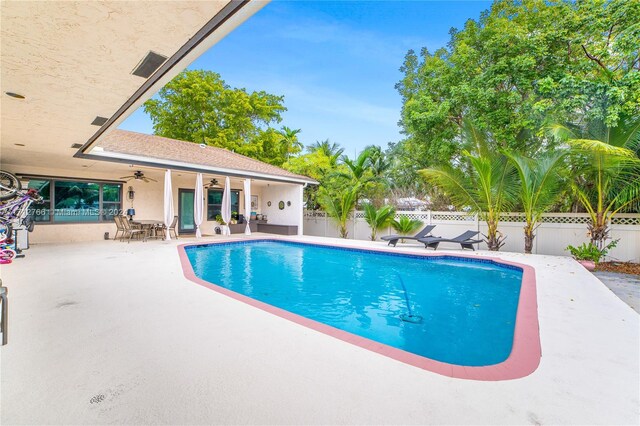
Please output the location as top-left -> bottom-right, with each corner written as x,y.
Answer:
524,224 -> 535,254
340,224 -> 349,239
589,212 -> 608,250
484,219 -> 506,251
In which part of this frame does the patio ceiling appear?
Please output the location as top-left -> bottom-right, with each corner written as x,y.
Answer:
0,0 -> 267,174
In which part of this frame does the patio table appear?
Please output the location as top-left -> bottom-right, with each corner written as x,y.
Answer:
131,220 -> 164,240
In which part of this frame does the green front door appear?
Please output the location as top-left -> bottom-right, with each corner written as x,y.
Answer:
178,189 -> 195,234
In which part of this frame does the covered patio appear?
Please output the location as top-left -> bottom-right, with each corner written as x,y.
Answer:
5,129 -> 316,245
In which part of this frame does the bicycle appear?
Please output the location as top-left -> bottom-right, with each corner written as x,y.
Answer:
0,189 -> 40,264
0,245 -> 15,264
0,227 -> 15,264
0,188 -> 41,228
0,170 -> 21,201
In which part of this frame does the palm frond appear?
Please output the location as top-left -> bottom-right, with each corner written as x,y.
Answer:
568,139 -> 636,157
391,215 -> 423,235
419,166 -> 481,212
363,203 -> 396,240
608,115 -> 640,149
544,123 -> 576,142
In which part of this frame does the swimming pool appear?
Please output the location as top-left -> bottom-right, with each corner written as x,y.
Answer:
180,239 -> 540,380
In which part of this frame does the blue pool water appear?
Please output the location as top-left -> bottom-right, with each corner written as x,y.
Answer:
185,240 -> 523,366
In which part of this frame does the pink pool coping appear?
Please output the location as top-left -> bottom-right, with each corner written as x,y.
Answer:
177,237 -> 541,381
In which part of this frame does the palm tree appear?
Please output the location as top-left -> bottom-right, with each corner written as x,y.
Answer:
365,145 -> 391,178
279,126 -> 303,159
391,215 -> 423,243
307,139 -> 344,167
504,150 -> 567,254
419,121 -> 518,251
318,187 -> 359,238
363,203 -> 396,240
551,116 -> 640,249
337,147 -> 377,185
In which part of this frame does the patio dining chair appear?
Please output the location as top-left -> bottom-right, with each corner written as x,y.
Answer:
155,216 -> 178,240
120,215 -> 147,243
113,215 -> 125,241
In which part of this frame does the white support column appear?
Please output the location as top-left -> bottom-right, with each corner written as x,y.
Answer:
298,184 -> 304,236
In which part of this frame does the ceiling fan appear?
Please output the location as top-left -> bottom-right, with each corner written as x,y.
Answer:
119,170 -> 157,183
204,178 -> 221,188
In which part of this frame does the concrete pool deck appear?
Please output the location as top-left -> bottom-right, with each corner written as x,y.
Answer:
1,235 -> 639,424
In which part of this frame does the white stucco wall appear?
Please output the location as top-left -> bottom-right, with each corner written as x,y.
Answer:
260,183 -> 303,234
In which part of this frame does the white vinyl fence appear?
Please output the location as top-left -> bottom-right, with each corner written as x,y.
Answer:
303,210 -> 640,262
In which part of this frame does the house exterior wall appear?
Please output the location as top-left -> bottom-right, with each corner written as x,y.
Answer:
3,164 -> 299,243
260,183 -> 304,235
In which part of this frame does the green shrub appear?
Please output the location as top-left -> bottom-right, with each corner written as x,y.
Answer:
391,216 -> 423,243
566,240 -> 618,263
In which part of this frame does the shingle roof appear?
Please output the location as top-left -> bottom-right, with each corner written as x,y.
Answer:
98,129 -> 316,184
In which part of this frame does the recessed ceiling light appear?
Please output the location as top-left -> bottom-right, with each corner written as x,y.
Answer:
5,92 -> 25,99
91,116 -> 108,126
14,143 -> 25,146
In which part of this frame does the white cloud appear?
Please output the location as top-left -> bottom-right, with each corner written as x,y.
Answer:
273,16 -> 438,65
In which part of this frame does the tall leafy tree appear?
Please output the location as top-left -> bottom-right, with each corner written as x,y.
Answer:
279,126 -> 303,160
366,145 -> 391,178
336,148 -> 376,185
393,0 -> 640,190
143,70 -> 289,165
283,148 -> 343,209
307,139 -> 345,167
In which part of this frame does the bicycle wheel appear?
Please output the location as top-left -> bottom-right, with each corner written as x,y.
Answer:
23,215 -> 35,232
0,248 -> 16,262
0,171 -> 21,201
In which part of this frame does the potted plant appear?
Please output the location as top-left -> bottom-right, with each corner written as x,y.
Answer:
566,240 -> 618,271
214,214 -> 226,226
213,214 -> 226,234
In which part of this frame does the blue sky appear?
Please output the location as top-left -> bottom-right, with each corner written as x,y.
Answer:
119,1 -> 491,157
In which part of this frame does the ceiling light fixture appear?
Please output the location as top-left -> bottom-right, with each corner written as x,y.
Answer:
5,92 -> 25,99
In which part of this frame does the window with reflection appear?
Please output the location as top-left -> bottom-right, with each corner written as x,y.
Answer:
102,184 -> 122,220
26,178 -> 122,223
207,189 -> 239,220
27,179 -> 51,222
